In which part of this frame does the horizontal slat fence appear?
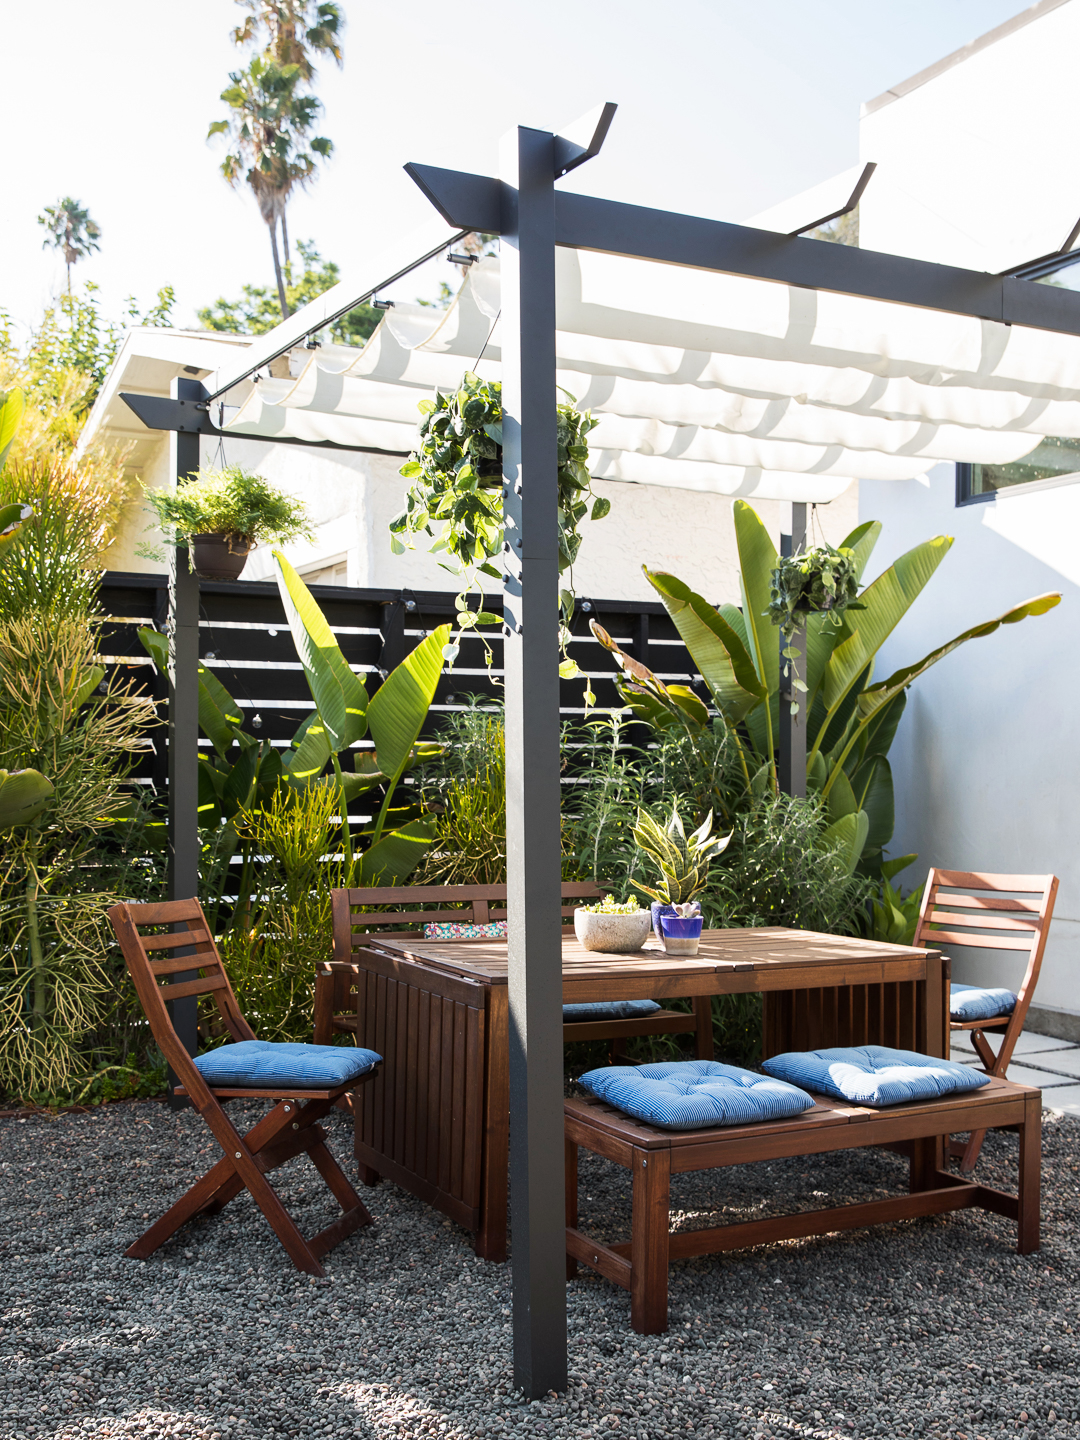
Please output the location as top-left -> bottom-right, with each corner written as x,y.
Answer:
98,572 -> 703,801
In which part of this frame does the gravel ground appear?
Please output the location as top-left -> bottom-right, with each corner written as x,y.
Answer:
3,1098 -> 1080,1440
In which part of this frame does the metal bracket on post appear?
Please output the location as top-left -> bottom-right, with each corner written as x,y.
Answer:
165,377 -> 204,1108
777,503 -> 807,800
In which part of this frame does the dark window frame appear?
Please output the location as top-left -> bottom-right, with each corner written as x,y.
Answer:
955,463 -> 995,507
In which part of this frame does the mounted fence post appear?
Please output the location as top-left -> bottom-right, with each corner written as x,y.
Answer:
778,501 -> 807,799
500,122 -> 568,1399
165,376 -> 203,1105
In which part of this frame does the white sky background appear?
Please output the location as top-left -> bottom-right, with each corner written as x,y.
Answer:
0,0 -> 1035,335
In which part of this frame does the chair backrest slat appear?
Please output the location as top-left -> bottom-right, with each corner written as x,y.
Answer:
107,898 -> 258,1097
913,868 -> 1058,1061
159,972 -> 230,1001
333,880 -> 606,963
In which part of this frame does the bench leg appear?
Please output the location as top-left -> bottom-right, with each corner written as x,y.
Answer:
565,1137 -> 578,1280
909,1135 -> 943,1192
631,1146 -> 671,1335
693,996 -> 715,1061
1018,1090 -> 1041,1255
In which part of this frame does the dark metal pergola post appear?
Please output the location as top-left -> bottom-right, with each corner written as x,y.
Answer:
500,124 -> 568,1399
778,502 -> 807,798
165,377 -> 202,1104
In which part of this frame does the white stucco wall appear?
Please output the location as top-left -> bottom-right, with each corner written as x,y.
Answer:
111,431 -> 860,606
857,0 -> 1080,1022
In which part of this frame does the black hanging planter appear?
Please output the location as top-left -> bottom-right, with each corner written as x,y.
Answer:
190,533 -> 252,581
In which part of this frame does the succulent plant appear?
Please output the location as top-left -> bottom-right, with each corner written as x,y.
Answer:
632,803 -> 730,906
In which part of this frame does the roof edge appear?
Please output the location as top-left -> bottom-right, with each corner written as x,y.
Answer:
862,0 -> 1073,117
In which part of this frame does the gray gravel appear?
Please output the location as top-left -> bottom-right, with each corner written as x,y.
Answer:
3,1099 -> 1080,1440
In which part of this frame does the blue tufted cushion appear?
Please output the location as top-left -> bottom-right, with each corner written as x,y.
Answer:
761,1045 -> 990,1108
563,999 -> 662,1024
193,1040 -> 381,1089
949,982 -> 1017,1022
577,1059 -> 815,1130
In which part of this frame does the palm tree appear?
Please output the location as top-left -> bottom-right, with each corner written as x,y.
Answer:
210,56 -> 332,318
37,198 -> 102,293
209,2 -> 344,312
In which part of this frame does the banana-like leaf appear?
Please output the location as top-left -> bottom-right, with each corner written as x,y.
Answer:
367,625 -> 451,781
283,711 -> 333,785
139,625 -> 245,757
0,499 -> 32,562
732,500 -> 780,697
0,388 -> 25,470
0,768 -> 54,829
882,852 -> 918,883
851,754 -> 895,856
222,742 -> 260,816
857,591 -> 1062,724
591,621 -> 699,731
849,690 -> 906,774
826,767 -> 859,823
666,685 -> 710,728
643,567 -> 765,724
359,817 -> 437,885
822,536 -> 953,714
841,520 -> 882,583
73,665 -> 106,710
274,551 -> 368,752
822,809 -> 869,875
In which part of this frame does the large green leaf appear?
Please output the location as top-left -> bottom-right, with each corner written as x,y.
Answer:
644,568 -> 765,724
359,817 -> 437,885
732,500 -> 779,695
857,591 -> 1062,724
839,519 -> 882,582
367,624 -> 450,781
0,389 -> 25,470
0,768 -> 54,829
822,809 -> 869,875
274,551 -> 368,752
283,711 -> 332,785
822,536 -> 953,716
826,767 -> 859,823
138,625 -> 245,757
851,754 -> 894,856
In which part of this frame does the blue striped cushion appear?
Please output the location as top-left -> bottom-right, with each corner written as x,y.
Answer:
761,1045 -> 990,1108
578,1059 -> 815,1130
950,983 -> 1017,1022
563,1000 -> 662,1023
193,1040 -> 381,1089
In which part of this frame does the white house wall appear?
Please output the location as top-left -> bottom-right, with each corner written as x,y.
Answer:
858,0 -> 1080,1031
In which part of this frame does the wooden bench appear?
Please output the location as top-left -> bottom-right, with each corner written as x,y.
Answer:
314,882 -> 710,1058
565,1075 -> 1040,1333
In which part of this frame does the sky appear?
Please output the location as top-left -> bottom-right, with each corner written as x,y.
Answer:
0,0 -> 1037,336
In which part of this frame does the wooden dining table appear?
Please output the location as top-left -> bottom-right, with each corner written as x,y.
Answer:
334,927 -> 947,1262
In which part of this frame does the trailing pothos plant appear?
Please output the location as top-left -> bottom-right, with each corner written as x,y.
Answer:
138,555 -> 447,922
768,542 -> 863,717
389,371 -> 607,674
592,499 -> 1061,880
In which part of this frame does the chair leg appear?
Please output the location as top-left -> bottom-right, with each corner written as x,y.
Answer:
1018,1090 -> 1041,1255
630,1146 -> 671,1336
565,1136 -> 578,1281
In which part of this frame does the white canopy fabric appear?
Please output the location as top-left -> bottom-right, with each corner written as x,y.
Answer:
220,250 -> 1080,503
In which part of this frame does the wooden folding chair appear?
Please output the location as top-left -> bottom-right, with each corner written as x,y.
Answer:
913,868 -> 1058,1172
108,898 -> 380,1276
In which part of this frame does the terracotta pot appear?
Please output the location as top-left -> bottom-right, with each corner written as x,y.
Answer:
190,533 -> 252,581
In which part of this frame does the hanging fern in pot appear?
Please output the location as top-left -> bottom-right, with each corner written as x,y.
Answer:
389,372 -> 608,672
767,542 -> 864,715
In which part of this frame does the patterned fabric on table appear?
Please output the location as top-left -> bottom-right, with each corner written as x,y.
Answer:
949,982 -> 1017,1022
577,1059 -> 815,1131
193,1040 -> 381,1089
563,999 -> 662,1023
761,1045 -> 990,1108
423,920 -> 508,941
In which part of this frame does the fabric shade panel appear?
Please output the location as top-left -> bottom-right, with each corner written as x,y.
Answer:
220,249 -> 1080,502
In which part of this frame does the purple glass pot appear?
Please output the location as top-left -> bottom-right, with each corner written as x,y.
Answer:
650,899 -> 701,939
659,913 -> 704,957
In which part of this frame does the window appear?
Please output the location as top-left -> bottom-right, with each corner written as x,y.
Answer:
957,435 -> 1080,504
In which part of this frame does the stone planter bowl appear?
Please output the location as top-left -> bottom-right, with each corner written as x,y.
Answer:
573,908 -> 651,954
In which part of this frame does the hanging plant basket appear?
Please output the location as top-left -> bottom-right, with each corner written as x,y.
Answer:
767,543 -> 863,643
191,532 -> 252,581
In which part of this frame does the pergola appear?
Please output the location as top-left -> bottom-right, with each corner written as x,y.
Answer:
122,104 -> 1080,1398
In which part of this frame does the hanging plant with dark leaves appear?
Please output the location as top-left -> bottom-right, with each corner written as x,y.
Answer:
389,372 -> 607,669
